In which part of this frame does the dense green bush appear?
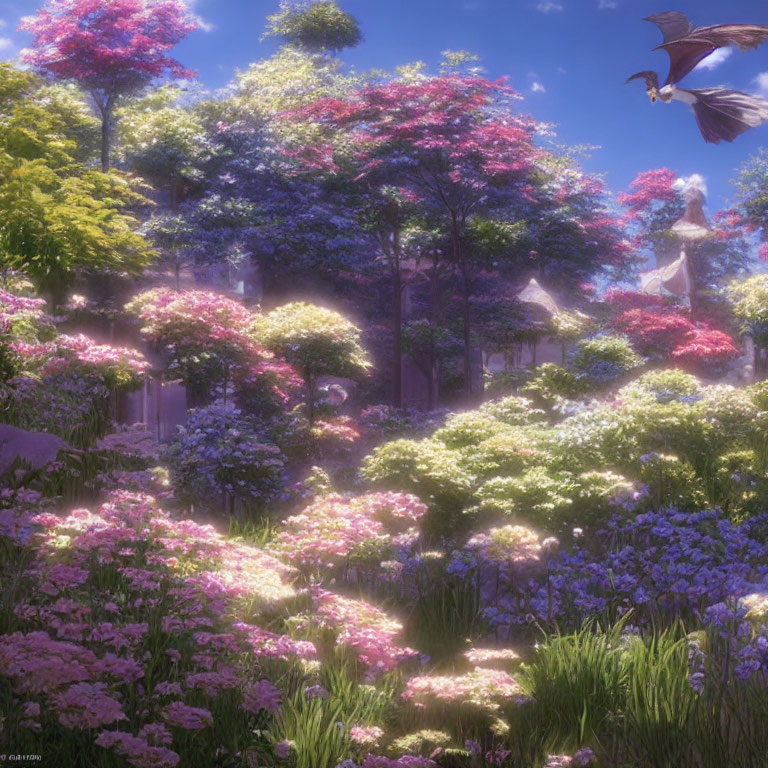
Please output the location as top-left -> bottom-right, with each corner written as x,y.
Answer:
521,363 -> 588,407
568,334 -> 644,385
479,395 -> 548,426
360,438 -> 473,532
473,467 -> 633,534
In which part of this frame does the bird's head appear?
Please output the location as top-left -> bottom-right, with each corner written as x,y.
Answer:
626,70 -> 661,103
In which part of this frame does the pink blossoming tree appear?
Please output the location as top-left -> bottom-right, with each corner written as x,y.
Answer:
20,0 -> 198,170
294,76 -> 540,400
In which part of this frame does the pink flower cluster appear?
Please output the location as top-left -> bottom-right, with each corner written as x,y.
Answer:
616,168 -> 678,213
242,679 -> 283,714
402,667 -> 521,710
272,492 -> 427,572
463,647 -> 520,669
312,416 -> 363,446
10,333 -> 147,383
349,724 -> 385,747
0,287 -> 51,338
234,622 -> 318,662
360,756 -> 437,768
464,525 -> 542,566
671,327 -> 741,366
20,0 -> 198,87
312,589 -> 419,675
95,729 -> 180,768
544,748 -> 597,767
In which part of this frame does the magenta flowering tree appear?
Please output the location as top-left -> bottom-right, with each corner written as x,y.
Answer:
20,0 -> 198,170
295,76 -> 540,399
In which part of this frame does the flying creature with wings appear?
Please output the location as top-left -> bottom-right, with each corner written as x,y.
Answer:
627,11 -> 768,143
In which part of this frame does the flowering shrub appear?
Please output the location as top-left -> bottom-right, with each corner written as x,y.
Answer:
13,333 -> 148,390
310,415 -> 362,451
0,491 -> 301,768
401,667 -> 522,744
127,288 -> 300,410
402,667 -> 521,708
613,308 -> 695,357
164,404 -> 285,510
671,327 -> 741,369
271,491 -> 426,575
295,589 -> 420,677
0,287 -> 54,372
602,288 -> 668,311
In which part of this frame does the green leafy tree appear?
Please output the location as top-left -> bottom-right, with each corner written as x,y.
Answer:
0,65 -> 153,308
255,302 -> 369,421
263,0 -> 362,53
116,86 -> 211,209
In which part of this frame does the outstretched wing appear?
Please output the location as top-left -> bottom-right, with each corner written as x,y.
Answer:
648,12 -> 768,84
644,11 -> 694,43
657,38 -> 718,84
681,87 -> 768,144
692,24 -> 768,52
626,70 -> 660,91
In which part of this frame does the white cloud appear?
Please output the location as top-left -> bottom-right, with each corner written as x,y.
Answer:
755,72 -> 768,93
0,37 -> 12,51
195,15 -> 214,33
536,1 -> 563,12
531,81 -> 546,93
598,0 -> 618,8
694,47 -> 733,71
673,174 -> 707,198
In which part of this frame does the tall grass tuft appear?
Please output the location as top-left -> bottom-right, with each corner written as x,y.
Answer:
621,630 -> 697,768
271,661 -> 394,768
520,621 -> 626,759
405,576 -> 483,663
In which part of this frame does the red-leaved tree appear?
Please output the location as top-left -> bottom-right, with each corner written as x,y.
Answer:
20,0 -> 197,170
293,76 -> 539,399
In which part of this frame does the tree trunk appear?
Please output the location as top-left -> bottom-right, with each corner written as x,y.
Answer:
100,110 -> 112,172
427,257 -> 441,410
95,94 -> 116,173
392,228 -> 403,409
170,174 -> 180,212
451,212 -> 473,400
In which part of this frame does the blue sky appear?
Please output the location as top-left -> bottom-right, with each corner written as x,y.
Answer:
4,0 -> 768,212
